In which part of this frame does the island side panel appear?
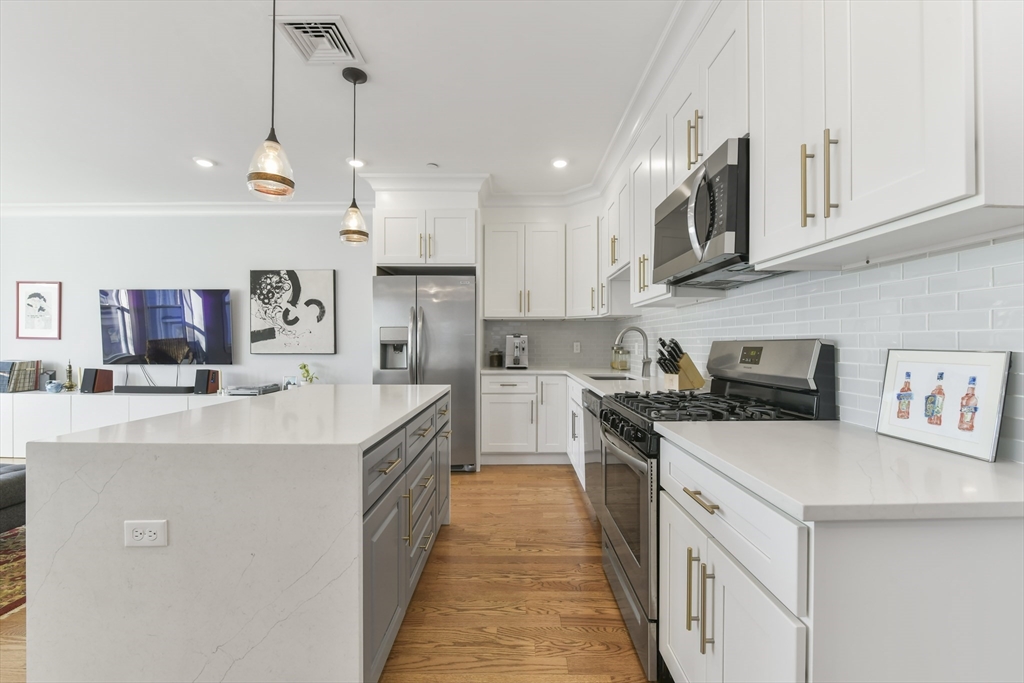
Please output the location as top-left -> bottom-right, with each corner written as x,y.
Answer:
808,516 -> 1024,682
26,441 -> 363,683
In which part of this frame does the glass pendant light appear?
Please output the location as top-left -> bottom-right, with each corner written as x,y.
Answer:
247,0 -> 295,201
340,67 -> 369,244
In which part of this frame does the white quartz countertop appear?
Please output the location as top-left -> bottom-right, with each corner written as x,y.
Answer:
44,384 -> 449,449
481,366 -> 688,397
655,421 -> 1024,521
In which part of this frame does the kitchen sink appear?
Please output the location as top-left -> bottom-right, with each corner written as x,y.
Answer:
586,374 -> 633,381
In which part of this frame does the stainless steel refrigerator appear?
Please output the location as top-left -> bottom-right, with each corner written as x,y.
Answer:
372,276 -> 477,470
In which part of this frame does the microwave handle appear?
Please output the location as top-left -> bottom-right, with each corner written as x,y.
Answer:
686,164 -> 708,262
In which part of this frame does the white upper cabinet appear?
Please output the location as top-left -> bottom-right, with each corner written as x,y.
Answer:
695,0 -> 750,157
373,209 -> 426,265
375,209 -> 476,265
668,61 -> 701,190
524,223 -> 566,318
567,220 -> 599,317
609,171 -> 631,277
483,223 -> 525,318
426,209 -> 476,264
749,0 -> 827,258
631,117 -> 673,306
822,0 -> 974,239
484,223 -> 564,318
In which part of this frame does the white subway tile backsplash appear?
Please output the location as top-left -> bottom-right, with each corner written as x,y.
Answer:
619,235 -> 1023,461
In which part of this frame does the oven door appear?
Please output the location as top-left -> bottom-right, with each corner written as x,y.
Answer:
601,426 -> 657,619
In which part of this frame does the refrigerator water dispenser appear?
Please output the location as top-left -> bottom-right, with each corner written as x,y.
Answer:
379,327 -> 409,370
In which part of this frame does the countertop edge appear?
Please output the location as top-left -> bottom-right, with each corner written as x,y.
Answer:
356,385 -> 450,450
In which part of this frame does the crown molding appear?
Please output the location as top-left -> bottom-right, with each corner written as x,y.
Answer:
0,201 -> 374,218
359,173 -> 489,194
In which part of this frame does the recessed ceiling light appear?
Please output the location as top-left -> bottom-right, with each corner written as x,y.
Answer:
347,157 -> 365,168
193,157 -> 216,168
552,159 -> 568,169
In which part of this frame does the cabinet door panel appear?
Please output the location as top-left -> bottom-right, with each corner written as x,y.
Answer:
537,376 -> 567,453
698,0 -> 749,155
749,0 -> 826,263
128,396 -> 188,421
614,174 -> 631,273
660,492 -> 708,683
71,395 -> 130,432
567,221 -> 598,317
426,209 -> 476,264
823,0 -> 974,238
363,475 -> 408,682
375,210 -> 426,264
436,427 -> 451,515
483,224 -> 525,318
14,394 -> 71,458
480,394 -> 536,452
631,122 -> 671,305
669,62 -> 700,189
525,224 -> 565,318
706,539 -> 806,683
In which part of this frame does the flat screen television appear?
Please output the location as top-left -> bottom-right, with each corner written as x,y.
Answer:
99,289 -> 233,365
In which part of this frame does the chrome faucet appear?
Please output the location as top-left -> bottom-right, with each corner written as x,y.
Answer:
614,326 -> 652,378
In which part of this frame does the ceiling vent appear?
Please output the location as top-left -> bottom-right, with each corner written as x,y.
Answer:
277,16 -> 363,65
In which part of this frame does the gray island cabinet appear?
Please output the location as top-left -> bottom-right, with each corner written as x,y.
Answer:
26,384 -> 451,683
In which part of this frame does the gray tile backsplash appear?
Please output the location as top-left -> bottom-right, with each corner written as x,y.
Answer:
484,319 -> 625,369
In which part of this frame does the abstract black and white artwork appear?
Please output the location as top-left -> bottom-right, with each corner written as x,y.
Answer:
250,269 -> 336,354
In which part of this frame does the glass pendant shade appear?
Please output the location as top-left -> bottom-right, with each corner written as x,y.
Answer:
340,200 -> 369,244
247,132 -> 295,201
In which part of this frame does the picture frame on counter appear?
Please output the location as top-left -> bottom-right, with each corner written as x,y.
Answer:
876,349 -> 1011,462
16,281 -> 61,340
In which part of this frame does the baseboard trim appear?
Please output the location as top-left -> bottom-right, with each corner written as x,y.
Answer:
481,453 -> 571,466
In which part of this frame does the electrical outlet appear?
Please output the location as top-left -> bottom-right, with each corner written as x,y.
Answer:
573,342 -> 581,353
124,520 -> 168,547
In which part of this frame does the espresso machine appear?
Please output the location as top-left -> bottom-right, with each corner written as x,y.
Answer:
505,334 -> 528,369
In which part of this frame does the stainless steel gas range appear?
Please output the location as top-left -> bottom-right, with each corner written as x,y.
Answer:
597,339 -> 837,681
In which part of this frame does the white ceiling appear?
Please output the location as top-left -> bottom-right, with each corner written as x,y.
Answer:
0,0 -> 677,208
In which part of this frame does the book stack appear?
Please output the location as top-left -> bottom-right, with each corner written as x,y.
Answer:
0,360 -> 41,393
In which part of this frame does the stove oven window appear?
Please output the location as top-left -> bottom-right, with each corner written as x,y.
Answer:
604,447 -> 643,560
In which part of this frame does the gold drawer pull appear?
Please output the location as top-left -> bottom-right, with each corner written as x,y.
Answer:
378,458 -> 402,475
441,430 -> 452,439
402,489 -> 412,546
686,546 -> 700,631
801,143 -> 815,227
419,532 -> 434,550
438,407 -> 449,416
824,128 -> 839,218
683,487 -> 720,515
420,473 -> 435,488
416,425 -> 432,438
499,383 -> 518,387
700,562 -> 715,654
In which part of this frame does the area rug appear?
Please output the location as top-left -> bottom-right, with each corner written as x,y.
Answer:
0,526 -> 26,617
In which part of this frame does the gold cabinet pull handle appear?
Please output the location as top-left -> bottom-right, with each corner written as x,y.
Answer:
611,235 -> 617,265
428,233 -> 433,258
687,118 -> 694,170
601,282 -> 606,308
683,487 -> 720,515
420,473 -> 435,488
527,290 -> 531,313
402,490 -> 413,545
637,256 -> 643,292
591,286 -> 596,310
441,430 -> 452,439
419,532 -> 434,550
824,129 -> 839,218
801,143 -> 815,227
499,383 -> 518,387
438,407 -> 449,416
378,458 -> 402,475
530,399 -> 534,425
518,290 -> 523,313
686,546 -> 700,631
693,109 -> 704,165
700,562 -> 715,654
416,425 -> 432,438
419,233 -> 424,258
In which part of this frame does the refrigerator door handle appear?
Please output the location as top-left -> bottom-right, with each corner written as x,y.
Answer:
408,306 -> 417,384
416,306 -> 425,384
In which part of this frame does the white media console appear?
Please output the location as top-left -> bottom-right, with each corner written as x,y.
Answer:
0,391 -> 247,459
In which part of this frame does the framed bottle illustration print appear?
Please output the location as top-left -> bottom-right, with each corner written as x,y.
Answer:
876,349 -> 1012,462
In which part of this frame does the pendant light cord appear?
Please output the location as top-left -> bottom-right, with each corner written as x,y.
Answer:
270,0 -> 277,132
351,77 -> 357,199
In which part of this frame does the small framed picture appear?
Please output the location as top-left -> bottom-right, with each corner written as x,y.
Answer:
282,375 -> 298,390
877,349 -> 1012,462
16,281 -> 62,340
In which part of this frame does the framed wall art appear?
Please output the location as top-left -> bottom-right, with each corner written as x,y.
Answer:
16,281 -> 62,340
250,269 -> 336,354
876,349 -> 1012,462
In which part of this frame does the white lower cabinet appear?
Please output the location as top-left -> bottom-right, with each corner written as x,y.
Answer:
567,398 -> 584,488
128,396 -> 190,421
70,395 -> 130,432
480,393 -> 536,452
661,491 -> 806,683
537,376 -> 567,452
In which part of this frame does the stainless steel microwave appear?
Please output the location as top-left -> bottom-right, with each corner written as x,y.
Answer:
653,137 -> 775,289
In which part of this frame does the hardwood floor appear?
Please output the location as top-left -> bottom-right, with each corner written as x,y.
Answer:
0,465 -> 646,683
380,465 -> 647,683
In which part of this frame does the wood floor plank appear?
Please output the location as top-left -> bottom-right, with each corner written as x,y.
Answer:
381,465 -> 647,682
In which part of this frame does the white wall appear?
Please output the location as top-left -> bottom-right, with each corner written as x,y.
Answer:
0,212 -> 373,387
619,234 -> 1024,463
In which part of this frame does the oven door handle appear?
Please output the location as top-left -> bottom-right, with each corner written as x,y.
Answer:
602,427 -> 649,476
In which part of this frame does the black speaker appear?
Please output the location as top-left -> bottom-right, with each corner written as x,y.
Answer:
81,368 -> 113,393
194,369 -> 220,394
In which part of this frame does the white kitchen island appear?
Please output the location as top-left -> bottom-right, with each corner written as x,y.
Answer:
26,384 -> 452,683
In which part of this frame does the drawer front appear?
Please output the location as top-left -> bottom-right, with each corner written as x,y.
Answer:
661,439 -> 808,617
405,408 -> 436,460
434,393 -> 451,430
363,430 -> 407,513
407,490 -> 438,593
567,377 -> 583,406
482,375 -> 537,394
409,440 -> 437,524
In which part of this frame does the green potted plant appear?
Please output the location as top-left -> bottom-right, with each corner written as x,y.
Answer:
298,363 -> 318,386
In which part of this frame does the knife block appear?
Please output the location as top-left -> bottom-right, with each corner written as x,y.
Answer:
664,353 -> 706,391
